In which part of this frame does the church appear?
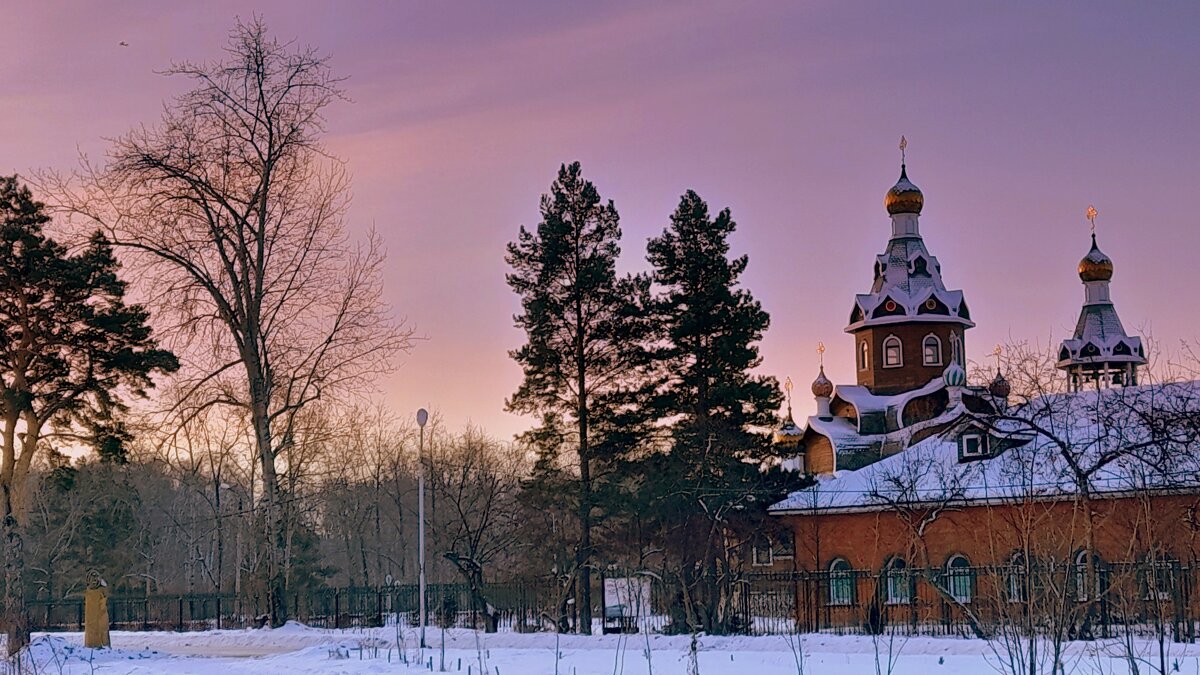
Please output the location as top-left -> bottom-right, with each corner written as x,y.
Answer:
762,152 -> 1200,632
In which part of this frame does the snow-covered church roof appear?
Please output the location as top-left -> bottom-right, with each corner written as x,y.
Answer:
770,381 -> 1200,515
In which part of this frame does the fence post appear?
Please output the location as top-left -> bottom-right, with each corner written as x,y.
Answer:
177,596 -> 184,632
216,595 -> 222,630
334,590 -> 341,629
77,599 -> 84,630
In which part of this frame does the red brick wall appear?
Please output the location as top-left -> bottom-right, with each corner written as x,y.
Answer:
777,493 -> 1200,573
851,323 -> 965,395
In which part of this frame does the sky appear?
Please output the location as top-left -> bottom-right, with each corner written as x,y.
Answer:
2,1 -> 1198,439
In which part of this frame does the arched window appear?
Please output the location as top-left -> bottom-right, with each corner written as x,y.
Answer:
1006,552 -> 1029,603
859,341 -> 869,371
883,335 -> 903,368
1146,555 -> 1179,602
884,557 -> 911,605
945,554 -> 972,604
922,335 -> 942,366
828,558 -> 854,606
1074,550 -> 1103,602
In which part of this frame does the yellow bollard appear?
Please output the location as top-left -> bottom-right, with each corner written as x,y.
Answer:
83,584 -> 110,648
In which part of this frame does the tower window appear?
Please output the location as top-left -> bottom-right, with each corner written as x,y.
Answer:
883,336 -> 903,368
922,335 -> 942,366
859,341 -> 869,370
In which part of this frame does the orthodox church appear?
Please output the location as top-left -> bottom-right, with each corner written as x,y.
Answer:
770,153 -> 1147,479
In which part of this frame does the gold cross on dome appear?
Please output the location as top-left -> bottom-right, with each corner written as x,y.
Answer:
899,136 -> 908,164
992,345 -> 1002,371
817,341 -> 825,366
1086,205 -> 1098,234
784,376 -> 793,397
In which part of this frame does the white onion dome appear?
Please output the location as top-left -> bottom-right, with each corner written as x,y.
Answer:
884,165 -> 924,215
811,366 -> 834,398
943,361 -> 967,388
1078,233 -> 1114,282
988,371 -> 1011,398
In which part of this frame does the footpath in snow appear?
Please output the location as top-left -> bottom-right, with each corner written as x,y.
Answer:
15,622 -> 1200,674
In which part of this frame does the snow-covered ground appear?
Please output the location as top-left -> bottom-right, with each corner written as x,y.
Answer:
17,622 -> 1200,674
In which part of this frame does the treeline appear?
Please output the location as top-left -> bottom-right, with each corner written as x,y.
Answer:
0,18 -> 806,654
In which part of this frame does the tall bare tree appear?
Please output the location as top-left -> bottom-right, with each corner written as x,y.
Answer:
46,19 -> 412,624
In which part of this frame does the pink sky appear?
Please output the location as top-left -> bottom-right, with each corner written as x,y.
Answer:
3,1 -> 1198,439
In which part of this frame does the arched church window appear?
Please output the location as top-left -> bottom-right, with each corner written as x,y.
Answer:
859,341 -> 869,371
945,554 -> 973,604
883,336 -> 903,368
922,335 -> 942,366
828,558 -> 854,606
884,557 -> 911,605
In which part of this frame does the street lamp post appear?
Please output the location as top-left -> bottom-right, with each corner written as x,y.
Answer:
416,408 -> 429,649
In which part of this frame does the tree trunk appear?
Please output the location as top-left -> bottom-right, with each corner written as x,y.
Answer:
250,391 -> 287,627
2,499 -> 28,656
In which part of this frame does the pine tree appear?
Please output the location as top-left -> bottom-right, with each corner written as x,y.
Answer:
0,176 -> 177,652
506,162 -> 649,634
640,190 -> 794,634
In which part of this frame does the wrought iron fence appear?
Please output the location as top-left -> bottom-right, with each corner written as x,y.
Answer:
25,563 -> 1200,640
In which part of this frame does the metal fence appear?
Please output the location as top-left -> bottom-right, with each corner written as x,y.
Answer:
25,563 -> 1200,640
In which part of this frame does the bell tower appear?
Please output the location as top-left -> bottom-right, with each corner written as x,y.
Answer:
844,139 -> 975,395
1057,207 -> 1146,391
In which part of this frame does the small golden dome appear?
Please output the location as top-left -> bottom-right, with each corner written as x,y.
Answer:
988,371 -> 1011,398
811,366 -> 834,398
884,165 -> 923,215
1078,234 -> 1113,282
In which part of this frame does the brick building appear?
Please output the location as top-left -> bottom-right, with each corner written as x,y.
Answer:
762,152 -> 1200,630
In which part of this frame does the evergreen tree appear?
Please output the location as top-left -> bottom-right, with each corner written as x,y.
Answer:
0,176 -> 177,653
640,190 -> 796,634
506,162 -> 649,634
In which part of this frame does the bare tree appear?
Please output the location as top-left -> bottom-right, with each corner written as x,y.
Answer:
43,18 -> 413,624
428,427 -> 529,632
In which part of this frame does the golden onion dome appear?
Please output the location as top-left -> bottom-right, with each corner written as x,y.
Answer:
1078,233 -> 1113,282
811,366 -> 834,399
773,420 -> 803,447
884,165 -> 924,215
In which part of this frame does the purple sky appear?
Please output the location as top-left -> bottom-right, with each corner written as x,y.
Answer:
3,1 -> 1198,438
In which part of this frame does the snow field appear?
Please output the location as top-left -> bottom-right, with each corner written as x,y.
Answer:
14,622 -> 1200,674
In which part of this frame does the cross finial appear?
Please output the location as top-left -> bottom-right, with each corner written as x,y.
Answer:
992,344 -> 1002,372
817,341 -> 825,367
784,376 -> 794,418
1086,205 -> 1098,234
899,136 -> 908,165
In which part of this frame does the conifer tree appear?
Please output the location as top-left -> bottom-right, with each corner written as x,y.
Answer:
640,190 -> 793,634
0,176 -> 177,653
506,162 -> 649,634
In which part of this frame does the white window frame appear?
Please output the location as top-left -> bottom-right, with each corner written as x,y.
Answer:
885,558 -> 911,605
1074,551 -> 1093,602
883,335 -> 903,369
751,542 -> 773,567
828,558 -> 854,606
1007,554 -> 1028,604
945,555 -> 972,604
922,334 -> 943,366
962,433 -> 987,458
